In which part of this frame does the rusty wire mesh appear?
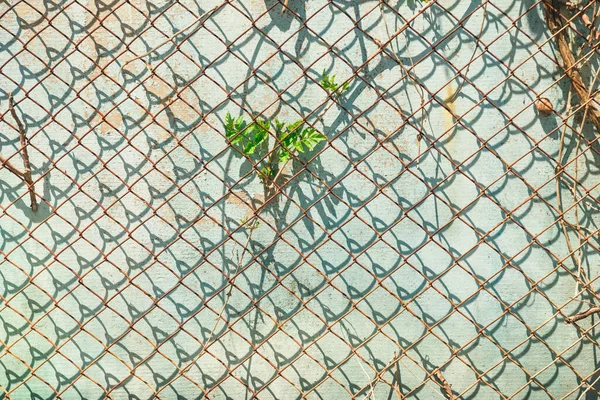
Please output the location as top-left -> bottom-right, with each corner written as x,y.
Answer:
2,0 -> 600,398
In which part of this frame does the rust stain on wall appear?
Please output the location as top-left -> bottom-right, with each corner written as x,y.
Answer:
443,83 -> 457,131
101,111 -> 123,135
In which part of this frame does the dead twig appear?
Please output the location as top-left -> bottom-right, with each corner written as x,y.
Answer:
552,5 -> 600,302
0,154 -> 25,177
565,306 -> 600,324
1,94 -> 38,212
446,0 -> 488,104
121,3 -> 226,70
433,369 -> 455,400
555,88 -> 594,300
394,352 -> 403,400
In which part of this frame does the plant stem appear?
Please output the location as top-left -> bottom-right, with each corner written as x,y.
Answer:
433,369 -> 454,400
445,1 -> 488,104
565,306 -> 600,323
379,0 -> 427,133
394,353 -> 403,400
179,215 -> 258,374
0,154 -> 25,178
577,372 -> 600,400
8,94 -> 37,212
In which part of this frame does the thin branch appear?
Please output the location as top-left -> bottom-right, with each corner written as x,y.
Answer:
359,357 -> 376,400
180,215 -> 258,372
565,306 -> 600,324
121,2 -> 226,69
446,0 -> 488,103
394,353 -> 403,400
555,87 -> 590,300
379,0 -> 427,131
359,352 -> 445,400
8,94 -> 37,212
433,369 -> 455,400
0,154 -> 25,177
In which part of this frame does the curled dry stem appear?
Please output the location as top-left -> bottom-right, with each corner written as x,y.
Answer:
433,369 -> 455,400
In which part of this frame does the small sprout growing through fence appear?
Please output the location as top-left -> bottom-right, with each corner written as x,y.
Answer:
224,112 -> 326,187
320,69 -> 350,95
276,119 -> 326,163
240,215 -> 260,230
224,112 -> 270,156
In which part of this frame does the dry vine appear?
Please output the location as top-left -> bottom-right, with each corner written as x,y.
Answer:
543,0 -> 600,328
542,0 -> 600,133
433,368 -> 455,400
565,306 -> 600,324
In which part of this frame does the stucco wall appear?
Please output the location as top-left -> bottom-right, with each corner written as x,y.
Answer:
1,0 -> 599,398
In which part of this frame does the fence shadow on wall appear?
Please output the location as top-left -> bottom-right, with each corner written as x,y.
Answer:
2,0 -> 600,398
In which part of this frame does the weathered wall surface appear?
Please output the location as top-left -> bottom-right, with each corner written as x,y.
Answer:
1,0 -> 600,398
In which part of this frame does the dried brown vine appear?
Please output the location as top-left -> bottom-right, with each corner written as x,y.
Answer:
0,94 -> 37,212
433,369 -> 455,400
565,306 -> 600,324
542,0 -> 600,133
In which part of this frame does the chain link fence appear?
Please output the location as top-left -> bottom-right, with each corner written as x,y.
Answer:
2,0 -> 600,398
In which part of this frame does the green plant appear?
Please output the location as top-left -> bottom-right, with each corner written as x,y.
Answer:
239,215 -> 260,230
224,113 -> 270,156
320,69 -> 350,95
224,112 -> 326,186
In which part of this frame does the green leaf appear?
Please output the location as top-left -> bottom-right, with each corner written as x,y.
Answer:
225,112 -> 234,129
224,112 -> 248,144
224,111 -> 326,186
299,127 -> 326,151
278,120 -> 300,149
279,149 -> 290,163
275,118 -> 285,134
286,120 -> 303,134
241,119 -> 269,155
243,142 -> 257,154
259,166 -> 274,183
320,69 -> 339,93
253,124 -> 269,145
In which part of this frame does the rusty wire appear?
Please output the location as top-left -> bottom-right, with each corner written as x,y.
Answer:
2,0 -> 600,398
